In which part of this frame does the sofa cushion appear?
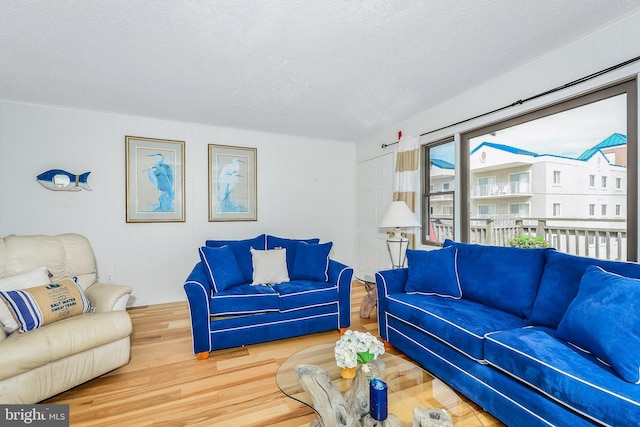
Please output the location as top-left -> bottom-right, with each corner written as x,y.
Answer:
206,234 -> 266,282
0,266 -> 50,333
385,293 -> 526,361
290,242 -> 332,282
210,284 -> 279,316
266,235 -> 320,271
556,266 -> 640,383
272,280 -> 338,312
528,250 -> 640,328
199,246 -> 245,293
0,310 -> 132,381
443,240 -> 548,318
485,326 -> 640,426
405,247 -> 461,298
250,248 -> 289,285
0,278 -> 91,333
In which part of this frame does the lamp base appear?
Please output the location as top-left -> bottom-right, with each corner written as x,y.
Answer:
386,229 -> 409,269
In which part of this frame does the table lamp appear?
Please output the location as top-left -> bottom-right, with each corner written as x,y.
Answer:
378,201 -> 421,268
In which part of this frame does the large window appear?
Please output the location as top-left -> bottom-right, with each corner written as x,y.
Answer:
422,139 -> 455,244
509,172 -> 530,193
509,203 -> 530,216
459,79 -> 637,260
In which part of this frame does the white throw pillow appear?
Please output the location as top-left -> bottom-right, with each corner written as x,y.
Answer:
250,248 -> 290,285
0,266 -> 51,333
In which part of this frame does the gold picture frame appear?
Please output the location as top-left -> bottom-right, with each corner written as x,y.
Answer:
208,144 -> 257,221
125,136 -> 185,223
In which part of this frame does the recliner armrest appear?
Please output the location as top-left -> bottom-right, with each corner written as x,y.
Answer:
85,282 -> 133,312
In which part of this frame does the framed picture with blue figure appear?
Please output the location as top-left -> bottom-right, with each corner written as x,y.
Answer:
125,136 -> 186,222
208,144 -> 257,221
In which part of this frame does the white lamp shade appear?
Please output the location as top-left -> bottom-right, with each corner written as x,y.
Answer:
379,201 -> 421,229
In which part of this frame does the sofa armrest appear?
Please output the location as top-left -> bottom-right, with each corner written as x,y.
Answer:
376,268 -> 408,311
376,268 -> 408,341
183,262 -> 212,355
85,282 -> 133,312
328,259 -> 352,285
328,259 -> 353,328
375,268 -> 408,297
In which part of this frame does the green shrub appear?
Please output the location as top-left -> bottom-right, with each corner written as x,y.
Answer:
508,235 -> 551,248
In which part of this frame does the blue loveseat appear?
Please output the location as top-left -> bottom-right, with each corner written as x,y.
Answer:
183,234 -> 353,358
376,239 -> 640,426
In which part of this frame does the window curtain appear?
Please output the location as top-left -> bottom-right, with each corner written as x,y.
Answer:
393,135 -> 420,248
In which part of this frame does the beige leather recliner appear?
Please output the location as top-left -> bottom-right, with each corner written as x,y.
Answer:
0,233 -> 133,403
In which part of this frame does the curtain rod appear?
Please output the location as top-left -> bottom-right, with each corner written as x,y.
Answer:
381,54 -> 640,149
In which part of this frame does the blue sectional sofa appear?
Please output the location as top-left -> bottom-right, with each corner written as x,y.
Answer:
184,234 -> 353,358
376,239 -> 640,426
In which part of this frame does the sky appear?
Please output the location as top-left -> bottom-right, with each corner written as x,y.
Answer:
470,94 -> 627,158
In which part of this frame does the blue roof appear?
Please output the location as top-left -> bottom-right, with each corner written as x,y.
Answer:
470,133 -> 627,163
577,133 -> 627,160
431,159 -> 455,169
470,141 -> 538,156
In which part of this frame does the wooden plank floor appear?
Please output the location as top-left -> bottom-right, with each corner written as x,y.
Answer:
45,282 -> 503,426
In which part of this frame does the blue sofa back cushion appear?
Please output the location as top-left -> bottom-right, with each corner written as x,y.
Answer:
206,234 -> 266,282
443,239 -> 548,318
556,266 -> 640,384
528,250 -> 640,328
405,247 -> 462,298
267,235 -> 320,271
290,241 -> 332,281
199,245 -> 246,293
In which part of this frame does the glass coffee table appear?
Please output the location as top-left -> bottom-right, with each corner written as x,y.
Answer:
276,343 -> 483,426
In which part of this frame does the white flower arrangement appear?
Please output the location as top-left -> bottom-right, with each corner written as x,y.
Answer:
334,330 -> 385,369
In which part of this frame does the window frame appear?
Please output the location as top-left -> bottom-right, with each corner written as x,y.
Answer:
459,79 -> 637,260
421,137 -> 456,246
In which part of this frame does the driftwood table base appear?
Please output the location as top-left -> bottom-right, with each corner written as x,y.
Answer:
296,359 -> 449,427
359,281 -> 377,318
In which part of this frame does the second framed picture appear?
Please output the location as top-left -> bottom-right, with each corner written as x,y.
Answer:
208,144 -> 257,221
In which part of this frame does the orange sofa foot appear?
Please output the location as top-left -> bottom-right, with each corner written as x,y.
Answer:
196,352 -> 210,360
383,340 -> 393,350
339,328 -> 349,335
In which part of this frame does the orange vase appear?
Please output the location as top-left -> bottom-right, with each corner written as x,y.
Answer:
340,366 -> 357,379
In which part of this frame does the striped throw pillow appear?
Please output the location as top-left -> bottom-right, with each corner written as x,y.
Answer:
0,278 -> 91,333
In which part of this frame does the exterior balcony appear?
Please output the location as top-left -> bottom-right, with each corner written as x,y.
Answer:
470,182 -> 532,199
429,216 -> 627,261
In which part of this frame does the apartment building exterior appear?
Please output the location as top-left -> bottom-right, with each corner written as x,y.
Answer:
429,133 -> 628,259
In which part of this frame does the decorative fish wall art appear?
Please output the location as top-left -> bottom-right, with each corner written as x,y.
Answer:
36,169 -> 92,191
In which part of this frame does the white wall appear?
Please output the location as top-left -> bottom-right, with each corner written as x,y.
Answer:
357,10 -> 640,261
0,101 -> 357,306
359,11 -> 640,161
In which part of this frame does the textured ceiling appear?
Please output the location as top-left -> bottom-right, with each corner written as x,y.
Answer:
2,1 -> 640,142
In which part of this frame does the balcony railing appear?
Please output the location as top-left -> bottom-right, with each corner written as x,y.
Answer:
470,182 -> 532,198
430,217 -> 627,261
